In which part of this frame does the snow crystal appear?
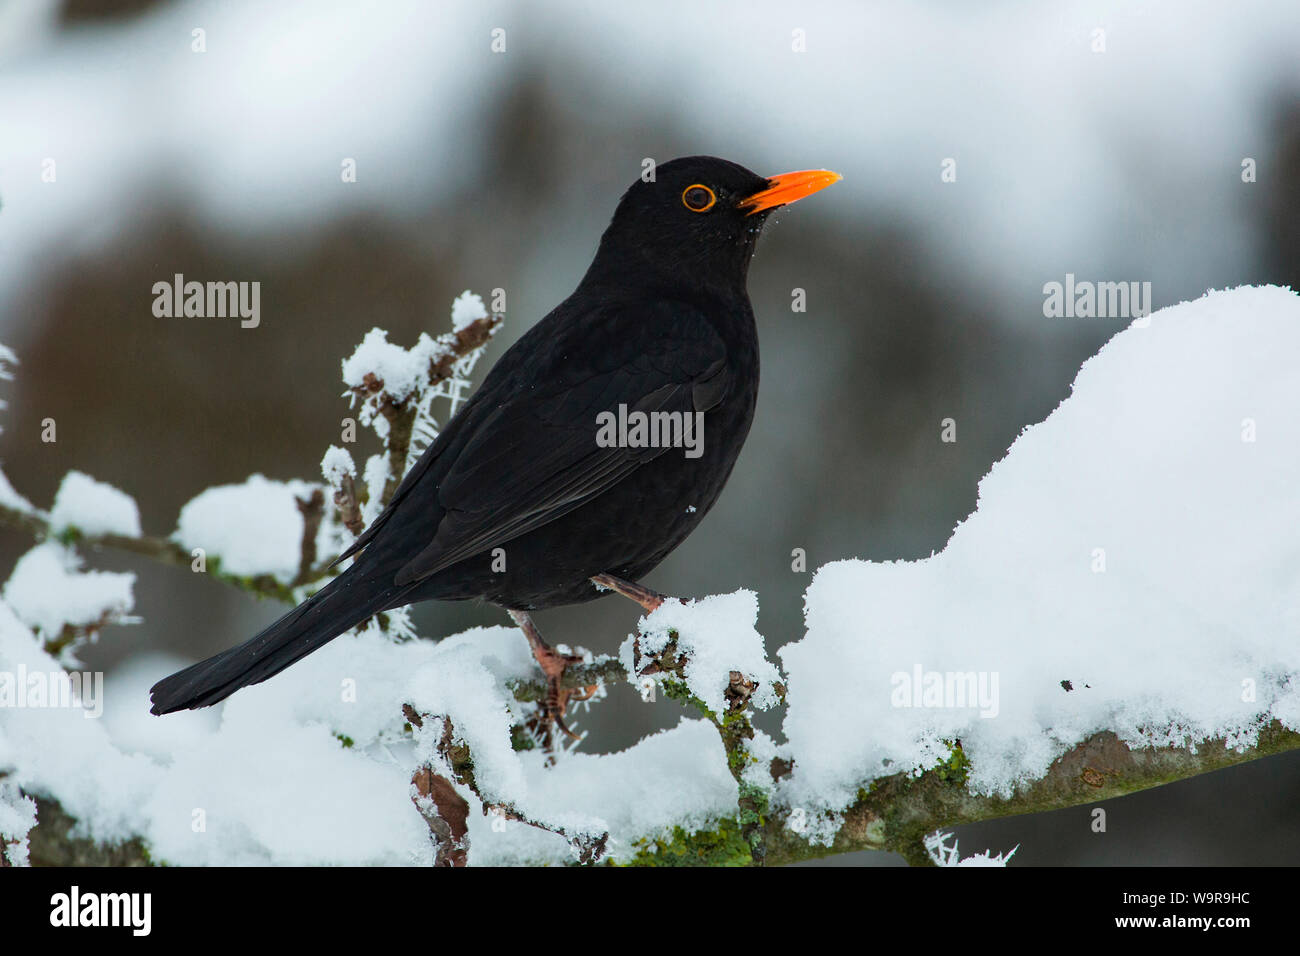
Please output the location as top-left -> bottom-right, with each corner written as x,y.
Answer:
0,349 -> 26,504
0,778 -> 37,866
320,445 -> 355,484
173,474 -> 319,581
926,830 -> 1017,867
780,286 -> 1300,813
0,344 -> 14,434
2,542 -> 134,641
341,328 -> 439,405
360,454 -> 389,525
48,470 -> 142,538
622,590 -> 783,717
450,290 -> 488,332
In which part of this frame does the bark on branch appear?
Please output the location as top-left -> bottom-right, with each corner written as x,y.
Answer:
758,721 -> 1300,867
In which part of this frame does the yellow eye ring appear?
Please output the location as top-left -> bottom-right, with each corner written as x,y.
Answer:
681,184 -> 716,212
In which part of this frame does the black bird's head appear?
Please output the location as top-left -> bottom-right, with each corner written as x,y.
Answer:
587,155 -> 841,294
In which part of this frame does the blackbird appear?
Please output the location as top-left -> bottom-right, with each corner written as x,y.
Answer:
149,156 -> 840,730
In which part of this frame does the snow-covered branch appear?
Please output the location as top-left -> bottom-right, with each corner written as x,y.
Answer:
3,286 -> 1299,867
0,304 -> 503,605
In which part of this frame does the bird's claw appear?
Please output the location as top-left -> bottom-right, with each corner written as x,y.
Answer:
531,643 -> 596,744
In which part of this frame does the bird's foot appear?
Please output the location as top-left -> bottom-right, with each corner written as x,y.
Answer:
509,610 -> 596,748
533,642 -> 595,742
591,574 -> 684,691
590,573 -> 666,613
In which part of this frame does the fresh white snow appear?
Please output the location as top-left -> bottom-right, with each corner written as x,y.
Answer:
48,470 -> 142,538
621,591 -> 783,717
2,285 -> 1299,865
172,474 -> 321,582
450,290 -> 488,332
3,542 -> 134,643
778,285 -> 1300,818
341,328 -> 440,408
320,445 -> 356,484
926,830 -> 1017,867
0,777 -> 37,866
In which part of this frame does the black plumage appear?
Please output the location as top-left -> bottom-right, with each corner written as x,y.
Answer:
150,156 -> 839,718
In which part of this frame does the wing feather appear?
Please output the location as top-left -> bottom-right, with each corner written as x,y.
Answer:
391,312 -> 730,585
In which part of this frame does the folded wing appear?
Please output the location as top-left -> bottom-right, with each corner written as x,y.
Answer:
391,306 -> 731,585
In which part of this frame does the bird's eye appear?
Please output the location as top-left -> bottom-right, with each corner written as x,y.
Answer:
681,184 -> 716,212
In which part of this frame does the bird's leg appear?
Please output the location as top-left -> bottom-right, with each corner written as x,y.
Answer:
590,573 -> 666,613
508,609 -> 595,746
591,574 -> 678,681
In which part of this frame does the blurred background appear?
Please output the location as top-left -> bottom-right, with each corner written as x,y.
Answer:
1,0 -> 1298,864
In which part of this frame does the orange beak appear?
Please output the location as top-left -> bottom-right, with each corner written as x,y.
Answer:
738,168 -> 843,216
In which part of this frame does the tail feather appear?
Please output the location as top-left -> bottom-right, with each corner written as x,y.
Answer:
149,562 -> 406,714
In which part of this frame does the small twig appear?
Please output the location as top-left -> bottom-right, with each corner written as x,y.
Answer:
333,473 -> 365,536
0,316 -> 505,605
428,316 -> 501,386
349,315 -> 503,503
405,705 -> 612,864
294,488 -> 325,583
0,502 -> 337,603
506,656 -> 627,703
481,801 -> 609,865
42,606 -> 126,658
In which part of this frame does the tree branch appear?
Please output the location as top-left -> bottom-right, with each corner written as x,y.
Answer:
348,315 -> 501,503
0,501 -> 334,603
2,307 -> 514,868
757,721 -> 1300,867
6,306 -> 1296,867
25,795 -> 153,867
0,314 -> 504,607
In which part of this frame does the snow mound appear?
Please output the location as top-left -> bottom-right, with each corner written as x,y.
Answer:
49,470 -> 142,538
0,613 -> 737,865
780,285 -> 1300,812
403,625 -> 739,863
450,290 -> 488,332
341,328 -> 440,408
621,591 -> 783,717
3,542 -> 134,641
172,474 -> 320,581
6,285 -> 1299,866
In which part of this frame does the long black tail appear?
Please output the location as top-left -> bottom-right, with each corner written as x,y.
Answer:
149,560 -> 408,714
